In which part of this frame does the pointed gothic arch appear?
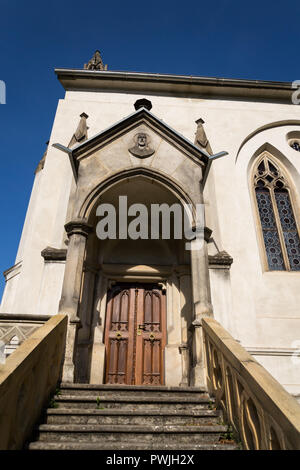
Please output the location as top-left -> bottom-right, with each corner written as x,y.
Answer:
78,166 -> 197,221
251,151 -> 300,271
73,171 -> 195,384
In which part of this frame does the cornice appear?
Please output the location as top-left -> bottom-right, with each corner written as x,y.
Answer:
3,261 -> 22,281
55,69 -> 295,103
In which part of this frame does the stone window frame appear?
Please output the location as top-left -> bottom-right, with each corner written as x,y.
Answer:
251,151 -> 300,272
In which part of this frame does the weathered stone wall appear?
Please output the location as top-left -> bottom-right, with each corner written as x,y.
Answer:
0,314 -> 67,449
1,75 -> 300,393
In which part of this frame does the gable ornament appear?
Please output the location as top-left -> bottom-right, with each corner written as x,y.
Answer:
129,132 -> 155,158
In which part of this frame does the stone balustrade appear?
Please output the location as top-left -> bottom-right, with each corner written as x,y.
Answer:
202,317 -> 300,450
0,314 -> 68,449
0,314 -> 51,359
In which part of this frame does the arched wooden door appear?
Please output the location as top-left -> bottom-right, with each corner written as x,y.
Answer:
104,283 -> 166,385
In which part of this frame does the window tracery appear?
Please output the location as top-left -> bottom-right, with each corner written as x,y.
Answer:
253,154 -> 300,271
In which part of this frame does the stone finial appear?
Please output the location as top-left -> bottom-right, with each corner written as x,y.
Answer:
84,50 -> 107,71
194,118 -> 213,155
68,112 -> 89,147
134,98 -> 152,111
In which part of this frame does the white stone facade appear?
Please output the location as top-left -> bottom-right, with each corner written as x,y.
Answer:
1,69 -> 300,394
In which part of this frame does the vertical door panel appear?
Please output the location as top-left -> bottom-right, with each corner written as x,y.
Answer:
135,286 -> 166,385
104,284 -> 166,385
104,286 -> 133,384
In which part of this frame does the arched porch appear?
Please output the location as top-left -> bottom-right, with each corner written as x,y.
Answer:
75,175 -> 193,386
59,168 -> 212,387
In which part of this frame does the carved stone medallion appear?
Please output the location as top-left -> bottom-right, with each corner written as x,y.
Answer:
129,132 -> 155,159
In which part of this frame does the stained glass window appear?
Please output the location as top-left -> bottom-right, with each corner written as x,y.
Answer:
253,154 -> 300,271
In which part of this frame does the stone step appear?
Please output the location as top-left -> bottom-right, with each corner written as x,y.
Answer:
29,440 -> 238,450
53,394 -> 213,410
46,408 -> 221,426
35,423 -> 227,444
59,383 -> 207,399
27,383 -> 237,451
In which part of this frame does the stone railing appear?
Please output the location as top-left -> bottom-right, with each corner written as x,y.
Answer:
202,317 -> 300,450
0,314 -> 51,358
0,314 -> 68,449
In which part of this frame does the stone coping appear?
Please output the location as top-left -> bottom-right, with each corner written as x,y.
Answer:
0,314 -> 68,449
0,313 -> 51,322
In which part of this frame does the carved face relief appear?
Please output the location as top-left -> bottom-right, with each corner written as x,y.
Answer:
137,133 -> 147,148
129,132 -> 155,158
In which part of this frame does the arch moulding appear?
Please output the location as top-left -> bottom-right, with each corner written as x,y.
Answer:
78,166 -> 197,221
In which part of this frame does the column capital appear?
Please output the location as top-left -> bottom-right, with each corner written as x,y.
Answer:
190,224 -> 212,243
65,218 -> 93,238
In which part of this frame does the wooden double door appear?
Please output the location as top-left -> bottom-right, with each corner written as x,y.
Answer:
104,283 -> 166,385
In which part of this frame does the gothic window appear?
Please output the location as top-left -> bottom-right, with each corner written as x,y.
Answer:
253,154 -> 300,271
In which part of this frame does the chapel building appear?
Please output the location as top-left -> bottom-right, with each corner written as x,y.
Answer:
1,51 -> 300,401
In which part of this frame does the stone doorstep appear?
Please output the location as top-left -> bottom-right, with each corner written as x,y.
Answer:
60,382 -> 207,393
58,389 -> 208,398
28,441 -> 238,450
46,408 -> 220,416
54,395 -> 213,403
46,416 -> 221,427
58,391 -> 209,399
38,424 -> 227,433
37,433 -> 225,444
45,407 -> 222,426
36,429 -> 226,444
44,408 -> 222,426
51,401 -> 212,410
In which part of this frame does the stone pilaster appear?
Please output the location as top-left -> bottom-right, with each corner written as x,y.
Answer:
179,344 -> 190,386
190,226 -> 213,319
59,218 -> 93,382
190,226 -> 213,388
177,268 -> 192,386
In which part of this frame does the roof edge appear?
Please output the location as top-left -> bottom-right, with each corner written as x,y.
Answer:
55,68 -> 295,102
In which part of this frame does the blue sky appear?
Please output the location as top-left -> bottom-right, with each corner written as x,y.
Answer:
0,0 -> 299,301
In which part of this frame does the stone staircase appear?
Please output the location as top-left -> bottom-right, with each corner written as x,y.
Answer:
27,383 -> 238,450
